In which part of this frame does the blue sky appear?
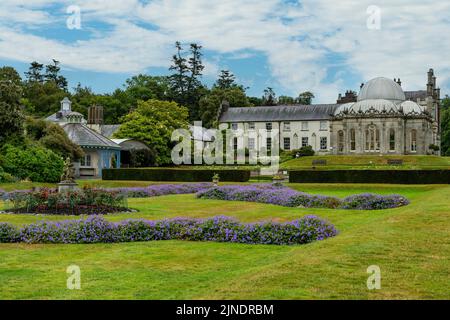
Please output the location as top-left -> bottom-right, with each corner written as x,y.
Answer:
1,0 -> 449,103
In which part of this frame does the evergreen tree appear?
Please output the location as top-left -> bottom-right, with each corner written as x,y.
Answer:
25,61 -> 44,83
169,42 -> 190,99
45,59 -> 68,90
215,70 -> 237,89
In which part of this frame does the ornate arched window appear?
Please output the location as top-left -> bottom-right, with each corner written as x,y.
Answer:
338,130 -> 344,152
365,124 -> 380,152
350,129 -> 356,151
389,129 -> 396,151
411,129 -> 417,152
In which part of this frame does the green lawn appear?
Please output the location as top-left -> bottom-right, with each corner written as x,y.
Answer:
281,155 -> 450,170
0,182 -> 449,299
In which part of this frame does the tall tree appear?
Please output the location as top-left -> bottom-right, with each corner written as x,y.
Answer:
25,61 -> 44,83
0,66 -> 24,143
45,59 -> 68,90
215,70 -> 237,89
114,99 -> 189,165
262,87 -> 277,106
169,42 -> 207,121
297,91 -> 315,105
199,87 -> 251,128
169,42 -> 190,100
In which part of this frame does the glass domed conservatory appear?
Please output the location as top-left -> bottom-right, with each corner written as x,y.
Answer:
331,77 -> 438,155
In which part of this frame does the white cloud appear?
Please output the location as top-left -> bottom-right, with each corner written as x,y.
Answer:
0,0 -> 449,102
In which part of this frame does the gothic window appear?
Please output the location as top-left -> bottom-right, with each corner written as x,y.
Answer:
350,129 -> 356,151
283,137 -> 291,150
248,138 -> 255,150
320,137 -> 327,150
248,122 -> 255,130
338,130 -> 344,152
266,123 -> 272,131
302,137 -> 309,147
365,125 -> 380,152
266,138 -> 272,152
231,123 -> 238,130
411,129 -> 417,152
389,129 -> 396,151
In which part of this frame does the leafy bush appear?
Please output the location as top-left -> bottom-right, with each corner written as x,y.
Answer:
196,184 -> 409,210
102,168 -> 251,182
25,117 -> 84,160
0,166 -> 15,183
1,144 -> 64,183
296,146 -> 315,157
1,215 -> 338,245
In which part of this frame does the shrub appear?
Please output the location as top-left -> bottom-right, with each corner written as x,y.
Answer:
102,168 -> 251,182
0,223 -> 20,243
1,144 -> 64,183
4,215 -> 338,245
290,146 -> 315,158
341,194 -> 410,210
0,166 -> 15,183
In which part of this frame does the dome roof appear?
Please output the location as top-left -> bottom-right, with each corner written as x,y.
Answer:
334,102 -> 354,115
348,99 -> 398,114
399,100 -> 425,114
358,77 -> 406,102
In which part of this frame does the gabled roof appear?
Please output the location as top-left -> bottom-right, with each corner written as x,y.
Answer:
62,123 -> 121,150
219,104 -> 339,122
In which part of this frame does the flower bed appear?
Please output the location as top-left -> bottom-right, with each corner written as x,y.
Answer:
4,187 -> 129,215
0,215 -> 338,245
196,185 -> 409,210
340,193 -> 410,210
106,183 -> 212,198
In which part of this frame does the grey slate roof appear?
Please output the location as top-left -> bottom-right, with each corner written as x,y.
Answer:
404,90 -> 427,101
100,124 -> 121,138
219,104 -> 339,122
62,123 -> 121,150
46,110 -> 71,123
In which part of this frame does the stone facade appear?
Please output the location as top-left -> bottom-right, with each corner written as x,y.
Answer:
218,69 -> 441,156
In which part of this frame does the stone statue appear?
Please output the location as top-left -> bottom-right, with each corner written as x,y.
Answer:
60,157 -> 76,183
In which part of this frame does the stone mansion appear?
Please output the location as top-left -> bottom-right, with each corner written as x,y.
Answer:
218,69 -> 441,155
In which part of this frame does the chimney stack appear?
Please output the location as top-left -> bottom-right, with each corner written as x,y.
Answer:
88,105 -> 104,125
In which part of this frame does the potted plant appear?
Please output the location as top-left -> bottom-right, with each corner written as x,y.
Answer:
212,173 -> 220,186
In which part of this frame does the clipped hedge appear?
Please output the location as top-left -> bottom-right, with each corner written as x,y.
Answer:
289,170 -> 450,184
102,168 -> 251,182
